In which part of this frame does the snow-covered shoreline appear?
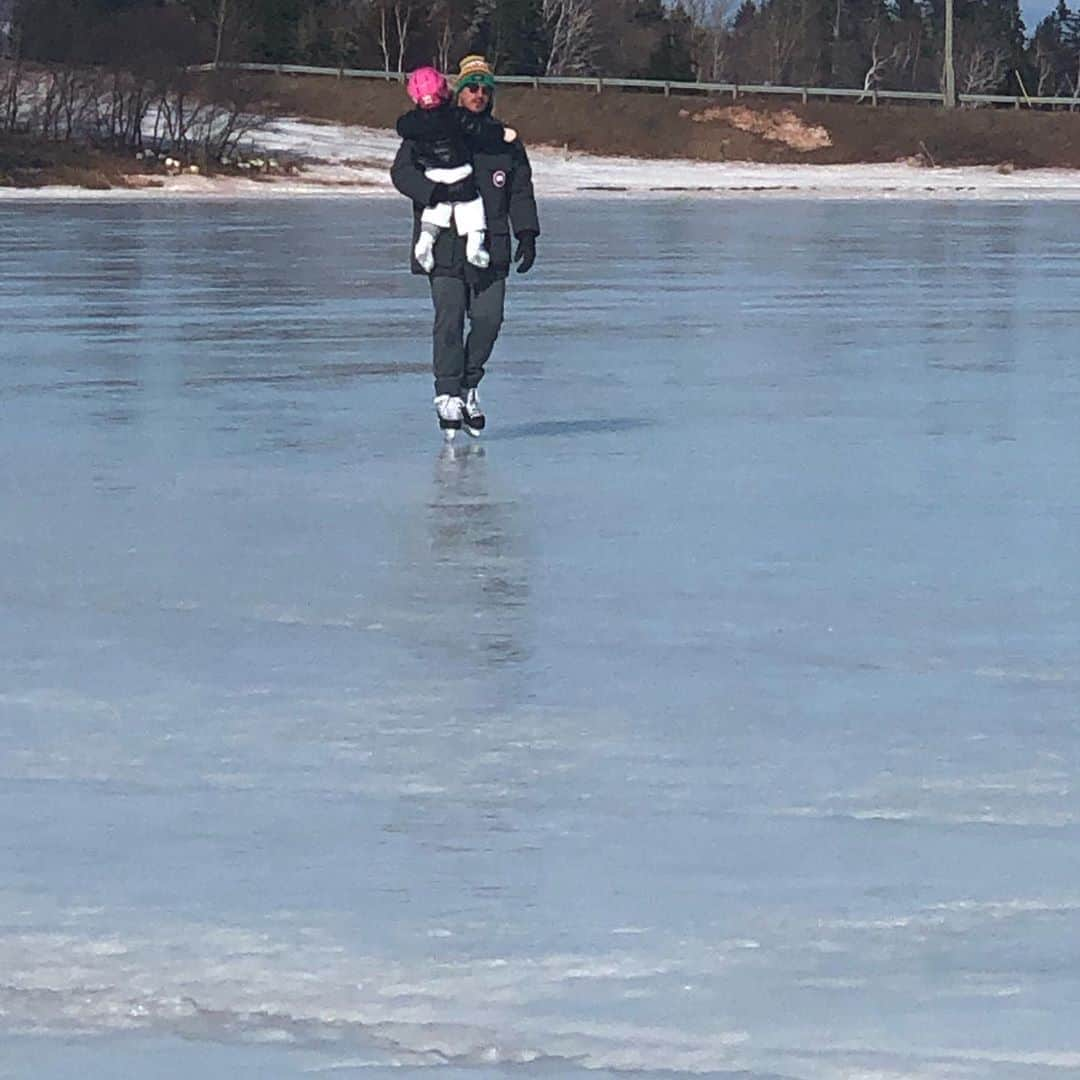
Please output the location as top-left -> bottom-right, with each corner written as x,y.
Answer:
6,116 -> 1080,200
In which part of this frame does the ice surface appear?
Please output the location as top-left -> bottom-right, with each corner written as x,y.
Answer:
2,197 -> 1080,1079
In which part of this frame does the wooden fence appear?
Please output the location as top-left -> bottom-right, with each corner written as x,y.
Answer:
189,61 -> 1080,111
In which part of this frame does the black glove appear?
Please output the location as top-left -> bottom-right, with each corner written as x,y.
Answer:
429,176 -> 477,206
513,230 -> 537,274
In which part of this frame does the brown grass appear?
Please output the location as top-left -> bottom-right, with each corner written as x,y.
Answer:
0,134 -> 144,189
248,73 -> 1080,169
6,75 -> 1080,189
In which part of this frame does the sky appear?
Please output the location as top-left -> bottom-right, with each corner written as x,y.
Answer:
1022,0 -> 1057,28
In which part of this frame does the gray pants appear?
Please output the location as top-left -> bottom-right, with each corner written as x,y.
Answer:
430,274 -> 506,398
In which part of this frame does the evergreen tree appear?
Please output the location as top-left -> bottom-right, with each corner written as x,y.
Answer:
799,0 -> 836,85
466,0 -> 546,73
1028,0 -> 1080,94
646,0 -> 694,78
732,0 -> 756,28
7,0 -> 1077,94
243,0 -> 304,62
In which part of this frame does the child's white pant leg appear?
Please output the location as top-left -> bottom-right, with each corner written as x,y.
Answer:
422,164 -> 473,230
453,196 -> 487,236
421,203 -> 453,229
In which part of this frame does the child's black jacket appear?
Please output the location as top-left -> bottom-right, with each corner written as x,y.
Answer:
395,105 -> 506,171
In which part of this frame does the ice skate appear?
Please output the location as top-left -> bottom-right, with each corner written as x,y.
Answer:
414,231 -> 436,273
462,388 -> 485,436
434,393 -> 464,440
465,231 -> 490,269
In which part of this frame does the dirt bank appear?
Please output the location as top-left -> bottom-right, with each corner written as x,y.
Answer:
0,135 -> 152,189
6,75 -> 1080,190
252,74 -> 1080,170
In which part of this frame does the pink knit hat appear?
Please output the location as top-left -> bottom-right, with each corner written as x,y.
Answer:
406,67 -> 450,109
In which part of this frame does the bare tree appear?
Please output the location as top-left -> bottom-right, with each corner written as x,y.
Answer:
1,57 -> 26,133
943,0 -> 956,106
376,0 -> 391,72
372,0 -> 414,75
857,29 -> 903,100
213,0 -> 228,66
150,72 -> 259,163
436,14 -> 453,71
895,20 -> 924,91
543,0 -> 596,75
427,0 -> 456,71
36,66 -> 96,140
0,7 -> 23,133
764,0 -> 800,84
393,0 -> 413,74
107,69 -> 158,148
0,0 -> 14,61
1064,51 -> 1080,100
683,0 -> 732,82
1034,33 -> 1059,96
956,42 -> 1007,95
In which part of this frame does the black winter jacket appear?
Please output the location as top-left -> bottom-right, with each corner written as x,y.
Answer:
394,104 -> 508,172
390,120 -> 541,281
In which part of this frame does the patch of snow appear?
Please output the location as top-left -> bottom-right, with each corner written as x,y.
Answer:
5,116 -> 1080,200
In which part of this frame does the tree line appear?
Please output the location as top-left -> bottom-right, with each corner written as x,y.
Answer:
1,0 -> 260,157
2,0 -> 1080,99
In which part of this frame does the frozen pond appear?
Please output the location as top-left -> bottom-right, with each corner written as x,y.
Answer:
2,196 -> 1080,1080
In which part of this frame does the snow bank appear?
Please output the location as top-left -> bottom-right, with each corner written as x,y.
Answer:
5,115 -> 1080,200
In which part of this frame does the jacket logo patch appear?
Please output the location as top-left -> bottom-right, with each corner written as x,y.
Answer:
492,170 -> 507,188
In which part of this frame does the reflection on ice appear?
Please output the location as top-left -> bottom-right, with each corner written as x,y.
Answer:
429,442 -> 532,670
492,417 -> 652,440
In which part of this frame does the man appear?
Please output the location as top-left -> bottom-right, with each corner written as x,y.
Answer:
391,54 -> 540,438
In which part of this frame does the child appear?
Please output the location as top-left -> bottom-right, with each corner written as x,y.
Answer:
397,67 -> 514,273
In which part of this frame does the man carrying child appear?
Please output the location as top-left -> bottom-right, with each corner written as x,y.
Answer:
391,55 -> 541,438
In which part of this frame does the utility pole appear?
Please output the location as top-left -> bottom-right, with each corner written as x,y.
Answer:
943,0 -> 957,107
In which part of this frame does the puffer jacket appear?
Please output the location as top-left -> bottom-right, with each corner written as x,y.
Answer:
395,104 -> 507,172
390,117 -> 541,281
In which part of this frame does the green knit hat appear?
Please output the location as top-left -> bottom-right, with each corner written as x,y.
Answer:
454,54 -> 496,93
